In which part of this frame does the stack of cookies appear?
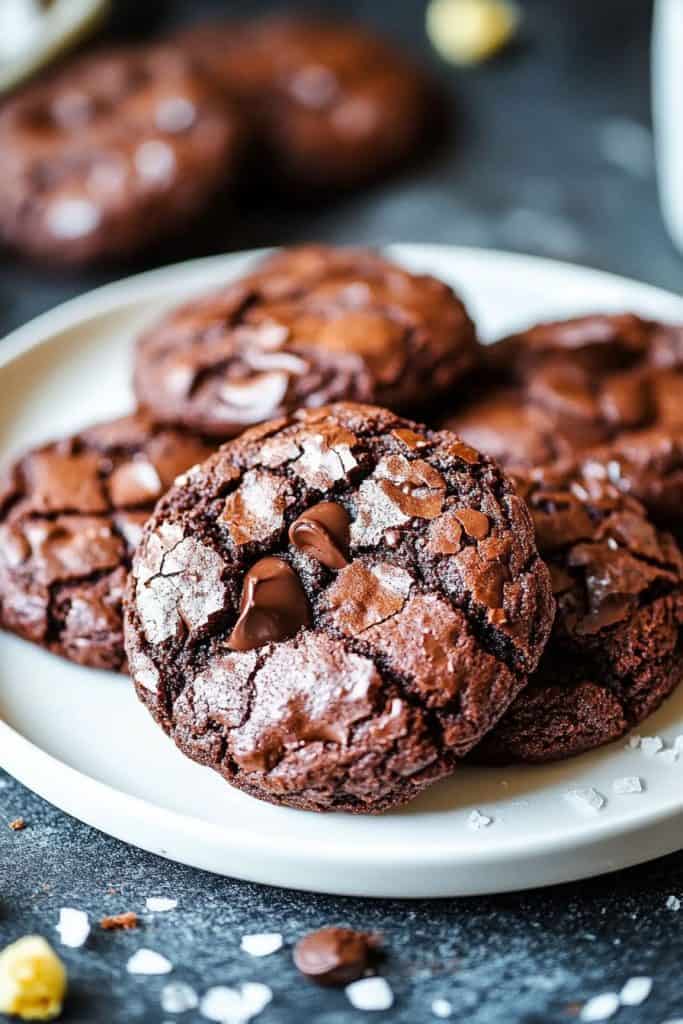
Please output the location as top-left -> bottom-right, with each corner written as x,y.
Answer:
0,15 -> 432,265
2,244 -> 682,815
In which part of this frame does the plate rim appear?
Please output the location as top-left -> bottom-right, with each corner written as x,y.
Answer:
1,243 -> 682,896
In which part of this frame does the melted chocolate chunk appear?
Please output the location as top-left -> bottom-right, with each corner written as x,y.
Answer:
228,556 -> 311,651
294,927 -> 379,986
289,501 -> 350,569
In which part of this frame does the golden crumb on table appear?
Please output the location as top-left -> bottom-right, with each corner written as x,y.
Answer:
99,912 -> 138,931
426,0 -> 519,65
8,819 -> 26,832
0,936 -> 66,1021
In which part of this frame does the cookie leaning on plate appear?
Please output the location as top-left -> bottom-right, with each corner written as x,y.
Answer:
176,15 -> 431,190
0,45 -> 243,265
0,413 -> 214,671
124,402 -> 554,814
474,462 -> 683,764
133,244 -> 479,439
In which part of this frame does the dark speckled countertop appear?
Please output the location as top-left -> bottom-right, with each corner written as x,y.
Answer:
1,1 -> 682,1021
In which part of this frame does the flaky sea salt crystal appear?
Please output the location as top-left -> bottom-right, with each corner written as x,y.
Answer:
565,788 -> 606,813
658,749 -> 678,765
146,897 -> 178,913
673,735 -> 683,753
240,983 -> 273,1017
127,949 -> 173,975
613,776 -> 643,795
580,991 -> 620,1021
626,734 -> 642,749
240,933 -> 283,957
346,977 -> 394,1011
640,736 -> 663,756
56,908 -> 89,948
619,976 -> 652,1006
468,810 -> 492,830
200,986 -> 244,1022
666,894 -> 681,911
432,996 -> 453,1017
161,981 -> 198,1013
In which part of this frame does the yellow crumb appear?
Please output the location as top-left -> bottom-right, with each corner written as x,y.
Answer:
427,0 -> 519,66
0,936 -> 66,1021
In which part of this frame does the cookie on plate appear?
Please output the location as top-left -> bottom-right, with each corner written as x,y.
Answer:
474,462 -> 683,763
124,403 -> 554,814
0,413 -> 214,671
0,45 -> 243,264
443,313 -> 683,467
176,15 -> 431,189
133,244 -> 479,440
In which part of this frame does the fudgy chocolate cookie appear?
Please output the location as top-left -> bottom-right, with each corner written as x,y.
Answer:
133,245 -> 479,440
0,45 -> 243,264
444,313 -> 683,465
124,403 -> 554,814
177,15 -> 430,189
0,413 -> 214,671
474,463 -> 683,763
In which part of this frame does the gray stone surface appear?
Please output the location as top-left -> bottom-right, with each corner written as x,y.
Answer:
1,0 -> 682,1021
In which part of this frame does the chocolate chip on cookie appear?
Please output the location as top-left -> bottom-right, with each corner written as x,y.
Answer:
473,461 -> 683,763
133,244 -> 479,439
124,402 -> 553,813
0,45 -> 243,264
177,15 -> 431,189
0,413 -> 214,670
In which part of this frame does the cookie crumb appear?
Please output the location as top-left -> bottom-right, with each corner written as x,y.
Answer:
612,776 -> 642,795
100,912 -> 138,931
346,976 -> 394,1011
240,933 -> 283,957
0,936 -> 66,1021
8,818 -> 26,831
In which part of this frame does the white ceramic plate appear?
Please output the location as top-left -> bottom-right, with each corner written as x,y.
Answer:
1,245 -> 682,898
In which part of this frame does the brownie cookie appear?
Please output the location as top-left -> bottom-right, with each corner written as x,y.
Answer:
133,245 -> 479,440
0,413 -> 214,671
0,45 -> 242,264
444,313 -> 683,468
177,15 -> 430,189
124,403 -> 554,814
474,463 -> 683,763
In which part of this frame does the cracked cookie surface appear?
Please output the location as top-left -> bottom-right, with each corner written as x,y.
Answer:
442,314 -> 683,535
124,402 -> 554,813
0,413 -> 214,671
134,244 -> 478,440
0,45 -> 243,265
474,462 -> 683,763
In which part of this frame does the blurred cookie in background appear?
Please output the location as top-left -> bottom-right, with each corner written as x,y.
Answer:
176,15 -> 434,190
0,44 -> 244,265
133,244 -> 480,439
